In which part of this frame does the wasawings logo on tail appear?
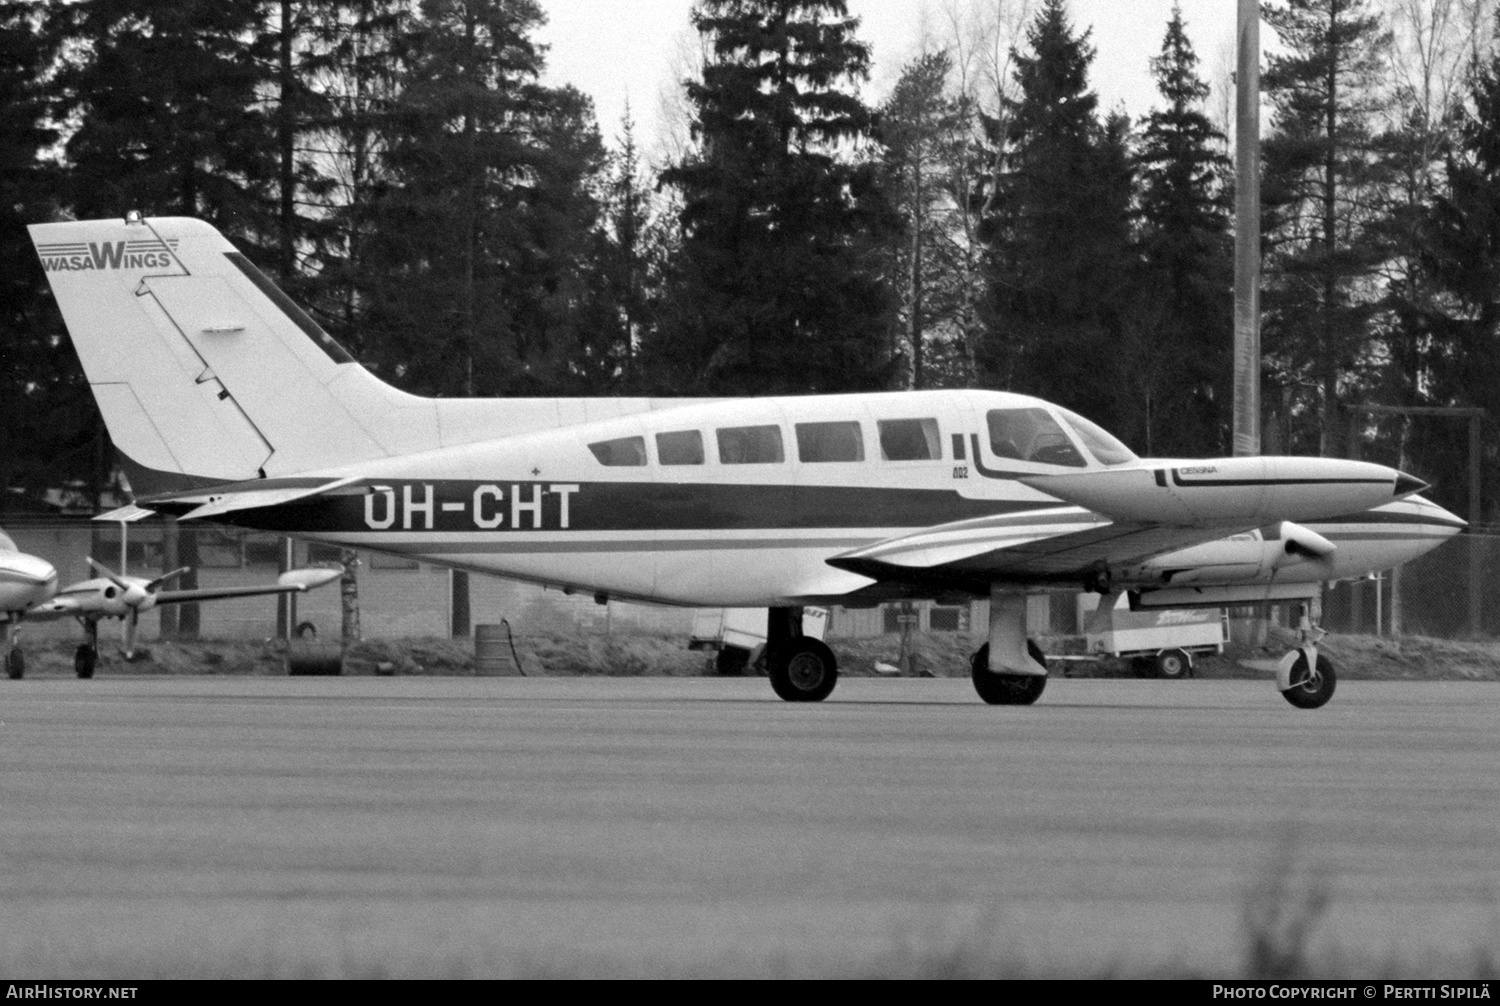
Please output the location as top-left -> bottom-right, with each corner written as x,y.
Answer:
36,238 -> 179,272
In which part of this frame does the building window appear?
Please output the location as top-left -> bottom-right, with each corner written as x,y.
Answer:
197,530 -> 243,568
929,606 -> 965,632
370,551 -> 419,570
307,543 -> 343,565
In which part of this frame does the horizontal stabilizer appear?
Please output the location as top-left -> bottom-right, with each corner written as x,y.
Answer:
94,504 -> 156,523
174,476 -> 362,520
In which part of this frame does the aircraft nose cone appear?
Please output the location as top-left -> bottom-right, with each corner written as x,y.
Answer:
14,554 -> 57,587
1394,472 -> 1429,497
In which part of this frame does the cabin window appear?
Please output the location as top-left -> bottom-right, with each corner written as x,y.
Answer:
1057,408 -> 1137,466
656,429 -> 704,465
588,435 -> 647,466
796,421 -> 864,462
878,418 -> 941,461
986,408 -> 1086,467
716,425 -> 784,464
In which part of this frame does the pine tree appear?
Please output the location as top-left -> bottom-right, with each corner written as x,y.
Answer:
978,0 -> 1135,436
1399,37 -> 1500,513
880,50 -> 973,390
295,0 -> 413,358
653,0 -> 897,395
1132,4 -> 1232,455
1261,0 -> 1395,455
0,1 -> 106,512
358,0 -> 607,397
46,0 -> 278,240
573,109 -> 654,392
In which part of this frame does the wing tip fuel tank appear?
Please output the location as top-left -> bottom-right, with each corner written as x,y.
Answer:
1018,457 -> 1426,527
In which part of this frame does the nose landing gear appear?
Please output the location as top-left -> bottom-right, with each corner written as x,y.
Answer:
1277,605 -> 1336,709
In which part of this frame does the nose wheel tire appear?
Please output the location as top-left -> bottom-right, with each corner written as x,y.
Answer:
970,642 -> 1048,705
1282,652 -> 1336,709
6,648 -> 23,680
768,638 -> 838,702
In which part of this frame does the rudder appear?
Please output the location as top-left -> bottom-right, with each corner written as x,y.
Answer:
30,215 -> 432,486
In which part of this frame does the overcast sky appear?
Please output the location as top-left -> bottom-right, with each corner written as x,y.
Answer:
536,0 -> 1244,159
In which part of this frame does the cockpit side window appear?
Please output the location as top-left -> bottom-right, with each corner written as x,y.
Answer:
986,408 -> 1086,467
716,425 -> 784,464
588,435 -> 647,466
877,418 -> 941,460
795,421 -> 864,462
1056,408 -> 1137,466
656,429 -> 704,465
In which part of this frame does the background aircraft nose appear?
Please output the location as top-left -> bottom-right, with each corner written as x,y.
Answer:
1394,472 -> 1429,497
12,553 -> 57,586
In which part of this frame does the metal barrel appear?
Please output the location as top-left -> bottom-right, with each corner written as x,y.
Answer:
474,623 -> 520,676
286,638 -> 343,676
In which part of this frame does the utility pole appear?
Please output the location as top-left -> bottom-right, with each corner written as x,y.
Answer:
1233,0 -> 1261,458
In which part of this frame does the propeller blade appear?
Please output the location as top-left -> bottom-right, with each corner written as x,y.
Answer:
123,607 -> 139,659
147,566 -> 192,592
85,556 -> 133,592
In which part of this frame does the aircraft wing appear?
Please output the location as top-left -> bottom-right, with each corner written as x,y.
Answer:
825,508 -> 1247,591
24,597 -> 84,621
154,568 -> 342,604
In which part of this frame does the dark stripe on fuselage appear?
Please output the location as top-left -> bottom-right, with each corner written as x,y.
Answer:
1170,470 -> 1388,488
1306,510 -> 1467,531
215,481 -> 1057,535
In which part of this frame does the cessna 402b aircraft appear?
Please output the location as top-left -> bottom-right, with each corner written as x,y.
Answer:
29,214 -> 1467,707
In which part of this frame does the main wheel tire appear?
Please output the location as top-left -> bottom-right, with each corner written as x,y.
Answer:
970,642 -> 1048,705
1155,648 -> 1192,680
1282,652 -> 1336,709
75,644 -> 97,679
6,648 -> 23,680
715,646 -> 750,676
768,638 -> 838,702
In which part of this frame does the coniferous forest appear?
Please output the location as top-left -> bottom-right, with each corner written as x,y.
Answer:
3,0 -> 1499,527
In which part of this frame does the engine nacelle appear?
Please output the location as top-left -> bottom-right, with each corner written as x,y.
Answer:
1021,457 -> 1426,527
1121,521 -> 1337,588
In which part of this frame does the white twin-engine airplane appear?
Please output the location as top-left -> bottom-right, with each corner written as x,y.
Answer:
25,559 -> 341,678
0,531 -> 59,679
30,214 -> 1466,707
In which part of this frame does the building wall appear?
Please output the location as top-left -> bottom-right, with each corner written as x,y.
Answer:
7,523 -> 1055,645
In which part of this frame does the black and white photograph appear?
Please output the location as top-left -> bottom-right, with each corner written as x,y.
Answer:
1,0 -> 1498,982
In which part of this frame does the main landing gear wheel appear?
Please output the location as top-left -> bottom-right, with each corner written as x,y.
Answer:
75,644 -> 97,679
970,642 -> 1047,705
1282,652 -> 1336,709
1155,648 -> 1192,680
768,638 -> 838,703
6,648 -> 23,680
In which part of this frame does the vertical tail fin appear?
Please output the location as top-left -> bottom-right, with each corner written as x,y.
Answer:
29,215 -> 442,487
33,214 -> 710,495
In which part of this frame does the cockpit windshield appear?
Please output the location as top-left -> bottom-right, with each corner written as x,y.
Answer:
1056,408 -> 1137,466
985,408 -> 1086,467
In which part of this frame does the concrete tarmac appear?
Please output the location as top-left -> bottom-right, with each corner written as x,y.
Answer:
0,676 -> 1496,977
